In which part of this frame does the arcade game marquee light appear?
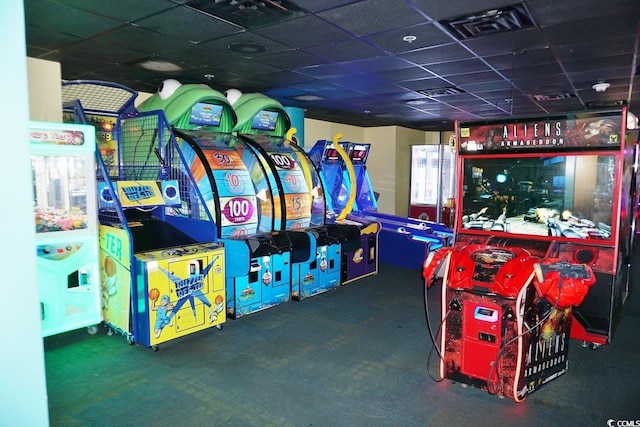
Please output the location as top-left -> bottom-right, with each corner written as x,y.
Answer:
423,107 -> 639,400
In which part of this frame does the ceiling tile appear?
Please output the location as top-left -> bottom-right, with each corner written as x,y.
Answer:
364,23 -> 453,53
23,0 -> 640,130
399,43 -> 475,65
317,0 -> 427,36
134,6 -> 244,43
254,16 -> 351,49
304,39 -> 385,62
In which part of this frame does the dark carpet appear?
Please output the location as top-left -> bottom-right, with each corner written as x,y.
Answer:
44,262 -> 640,427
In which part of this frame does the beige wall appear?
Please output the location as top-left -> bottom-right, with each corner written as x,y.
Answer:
363,126 -> 398,213
394,127 -> 436,216
27,57 -> 62,122
304,118 -> 365,146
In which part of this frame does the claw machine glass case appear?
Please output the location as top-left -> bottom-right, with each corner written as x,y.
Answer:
30,121 -> 101,337
410,143 -> 456,227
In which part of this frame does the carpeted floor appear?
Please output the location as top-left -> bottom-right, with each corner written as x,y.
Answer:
44,262 -> 640,427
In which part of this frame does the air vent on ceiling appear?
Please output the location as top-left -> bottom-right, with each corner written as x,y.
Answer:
586,100 -> 626,109
531,92 -> 575,101
186,0 -> 307,29
440,3 -> 534,40
417,87 -> 466,97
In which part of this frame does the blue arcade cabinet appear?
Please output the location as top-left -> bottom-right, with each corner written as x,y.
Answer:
62,81 -> 227,350
310,138 -> 452,270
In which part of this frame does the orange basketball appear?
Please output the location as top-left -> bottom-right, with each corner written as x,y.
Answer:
104,256 -> 116,277
148,288 -> 160,301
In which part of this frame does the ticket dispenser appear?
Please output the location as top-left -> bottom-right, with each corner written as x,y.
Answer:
423,245 -> 596,401
333,222 -> 379,284
290,225 -> 343,300
222,231 -> 292,319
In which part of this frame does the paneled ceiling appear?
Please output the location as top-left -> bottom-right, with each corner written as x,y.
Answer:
24,0 -> 640,131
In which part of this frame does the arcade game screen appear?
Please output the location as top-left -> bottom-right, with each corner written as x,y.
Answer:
251,110 -> 278,131
461,154 -> 615,240
189,103 -> 223,127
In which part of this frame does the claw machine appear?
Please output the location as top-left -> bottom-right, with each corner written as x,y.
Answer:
30,121 -> 101,337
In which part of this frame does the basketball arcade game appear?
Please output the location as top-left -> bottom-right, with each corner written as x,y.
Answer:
63,81 -> 226,350
30,121 -> 102,337
423,108 -> 636,400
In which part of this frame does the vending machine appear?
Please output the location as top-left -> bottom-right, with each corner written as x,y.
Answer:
30,121 -> 101,337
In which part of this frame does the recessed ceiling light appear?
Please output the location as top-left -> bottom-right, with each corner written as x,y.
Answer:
228,42 -> 266,54
403,35 -> 417,43
137,59 -> 183,72
592,82 -> 611,93
289,94 -> 325,101
406,99 -> 431,105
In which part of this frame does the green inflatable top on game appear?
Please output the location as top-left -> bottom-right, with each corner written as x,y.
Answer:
137,80 -> 237,133
231,92 -> 291,137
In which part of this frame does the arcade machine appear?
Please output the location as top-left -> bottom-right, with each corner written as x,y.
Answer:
423,244 -> 596,401
440,108 -> 638,348
348,141 -> 453,246
62,81 -> 226,350
230,92 -> 355,298
307,137 -> 381,284
30,121 -> 102,337
308,139 -> 354,215
312,138 -> 453,270
137,82 -> 310,316
409,142 -> 456,227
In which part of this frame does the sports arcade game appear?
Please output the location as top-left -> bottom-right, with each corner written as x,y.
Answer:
30,121 -> 101,337
448,109 -> 637,347
307,137 -> 380,283
63,81 -> 226,350
308,139 -> 354,215
323,139 -> 453,270
138,82 -> 311,315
